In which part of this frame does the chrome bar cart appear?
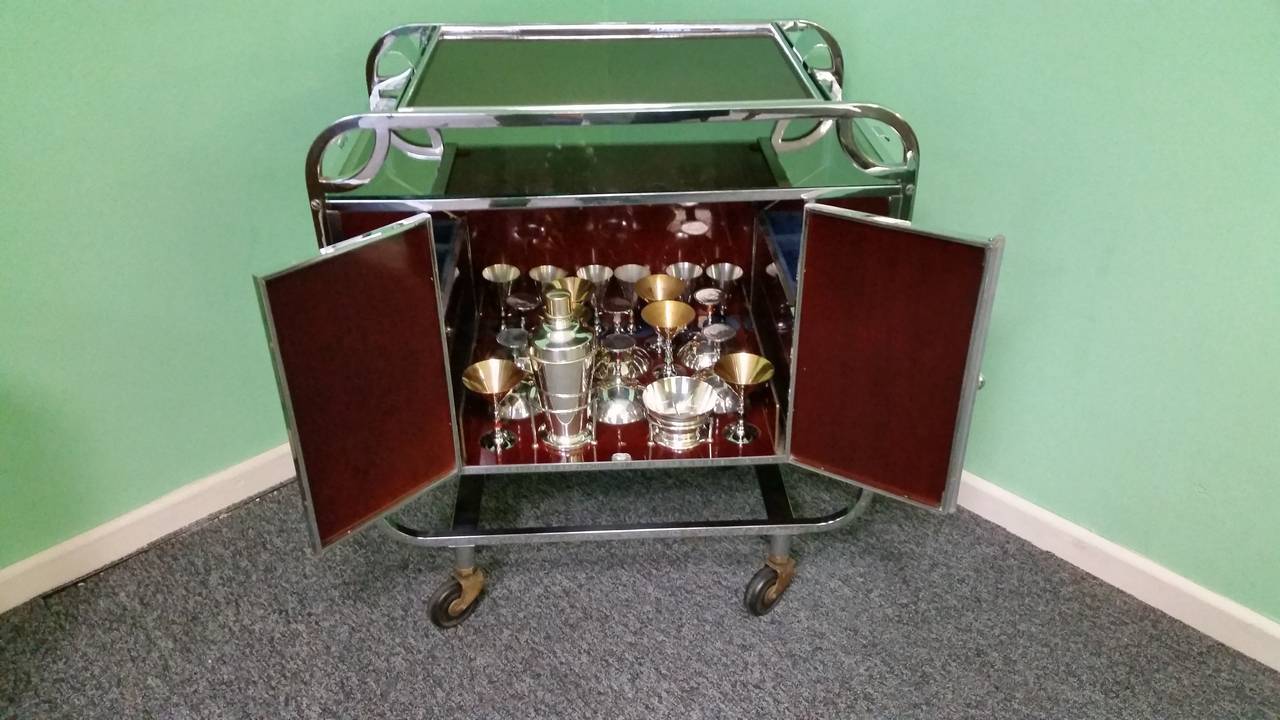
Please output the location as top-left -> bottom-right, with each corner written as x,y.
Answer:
256,21 -> 1002,627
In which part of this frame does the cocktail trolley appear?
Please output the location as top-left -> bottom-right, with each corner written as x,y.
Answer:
256,22 -> 1002,627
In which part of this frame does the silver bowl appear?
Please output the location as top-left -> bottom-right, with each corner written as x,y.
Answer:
642,376 -> 717,451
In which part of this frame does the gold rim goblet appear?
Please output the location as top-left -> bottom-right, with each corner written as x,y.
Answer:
713,352 -> 775,446
461,359 -> 525,452
634,273 -> 685,304
641,300 -> 695,379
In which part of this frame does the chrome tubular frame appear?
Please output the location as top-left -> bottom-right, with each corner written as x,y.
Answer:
314,21 -> 916,591
305,102 -> 921,246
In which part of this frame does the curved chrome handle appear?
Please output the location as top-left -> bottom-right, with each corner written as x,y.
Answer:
365,24 -> 434,94
835,104 -> 921,182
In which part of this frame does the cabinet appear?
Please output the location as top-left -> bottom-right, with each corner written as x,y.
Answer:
256,22 -> 1001,626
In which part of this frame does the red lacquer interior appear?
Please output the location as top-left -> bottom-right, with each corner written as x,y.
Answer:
788,210 -> 988,508
453,204 -> 780,468
261,221 -> 458,547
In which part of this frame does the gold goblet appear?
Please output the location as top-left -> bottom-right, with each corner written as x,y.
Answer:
713,352 -> 775,445
549,276 -> 593,321
641,300 -> 695,379
634,273 -> 685,304
461,359 -> 525,452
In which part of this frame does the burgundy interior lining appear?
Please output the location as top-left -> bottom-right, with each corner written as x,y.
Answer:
261,222 -> 457,547
788,211 -> 987,507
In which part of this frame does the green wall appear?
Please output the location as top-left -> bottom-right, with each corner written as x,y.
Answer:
2,2 -> 1276,620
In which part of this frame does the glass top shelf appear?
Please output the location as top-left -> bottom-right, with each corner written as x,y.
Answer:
372,23 -> 835,112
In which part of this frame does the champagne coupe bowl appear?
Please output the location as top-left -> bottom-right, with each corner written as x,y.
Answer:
640,300 -> 695,379
462,358 -> 525,452
713,352 -> 775,446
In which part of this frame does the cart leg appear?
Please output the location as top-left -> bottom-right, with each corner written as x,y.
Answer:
745,466 -> 799,616
429,477 -> 488,629
429,546 -> 486,629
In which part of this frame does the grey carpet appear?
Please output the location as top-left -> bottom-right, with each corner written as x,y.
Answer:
2,466 -> 1277,719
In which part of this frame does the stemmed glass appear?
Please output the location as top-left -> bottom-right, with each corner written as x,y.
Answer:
462,359 -> 525,452
481,264 -> 520,329
693,287 -> 723,327
713,352 -> 775,446
612,263 -> 650,333
664,262 -> 703,303
705,262 -> 744,319
640,300 -> 695,379
528,265 -> 566,299
576,264 -> 614,334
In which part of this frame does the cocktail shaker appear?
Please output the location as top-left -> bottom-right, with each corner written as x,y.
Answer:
531,289 -> 595,452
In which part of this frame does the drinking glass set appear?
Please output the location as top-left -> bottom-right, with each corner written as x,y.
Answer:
463,260 -> 772,455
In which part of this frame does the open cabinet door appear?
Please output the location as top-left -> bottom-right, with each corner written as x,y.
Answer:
256,214 -> 460,550
787,205 -> 1002,510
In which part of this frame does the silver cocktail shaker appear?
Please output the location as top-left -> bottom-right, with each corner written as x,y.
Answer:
531,289 -> 595,453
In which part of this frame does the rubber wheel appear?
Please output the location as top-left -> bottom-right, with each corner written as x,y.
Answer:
744,566 -> 783,616
429,578 -> 481,628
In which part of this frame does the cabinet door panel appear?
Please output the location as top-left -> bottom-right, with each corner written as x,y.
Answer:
257,214 -> 459,549
788,205 -> 1001,510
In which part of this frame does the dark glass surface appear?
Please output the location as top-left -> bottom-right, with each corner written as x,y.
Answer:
445,142 -> 785,197
405,35 -> 814,108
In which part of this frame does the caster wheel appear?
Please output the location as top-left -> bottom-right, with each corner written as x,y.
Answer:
744,566 -> 784,616
429,577 -> 482,628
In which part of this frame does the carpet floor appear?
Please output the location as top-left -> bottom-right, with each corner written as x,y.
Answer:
2,466 -> 1277,718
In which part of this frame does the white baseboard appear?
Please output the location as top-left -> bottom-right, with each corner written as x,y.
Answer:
2,447 -> 1275,672
958,471 -> 1280,672
0,445 -> 294,615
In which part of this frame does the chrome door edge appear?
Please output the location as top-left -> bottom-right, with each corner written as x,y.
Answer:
255,213 -> 464,551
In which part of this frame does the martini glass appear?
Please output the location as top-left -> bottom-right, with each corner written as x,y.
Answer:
705,262 -> 744,319
713,352 -> 775,446
634,273 -> 685,304
635,274 -> 686,353
461,358 -> 525,452
641,300 -> 695,379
